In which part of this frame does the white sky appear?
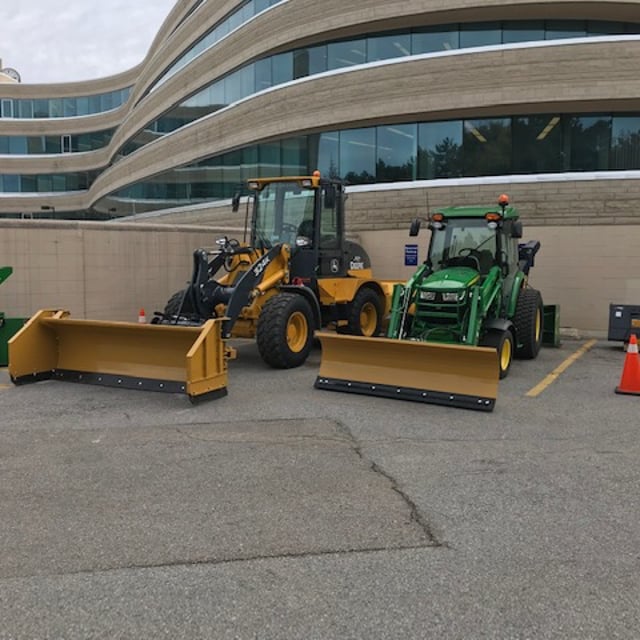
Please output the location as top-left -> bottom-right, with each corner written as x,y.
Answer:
0,0 -> 177,84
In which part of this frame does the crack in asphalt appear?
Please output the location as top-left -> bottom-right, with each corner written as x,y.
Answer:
0,543 -> 444,581
334,421 -> 445,548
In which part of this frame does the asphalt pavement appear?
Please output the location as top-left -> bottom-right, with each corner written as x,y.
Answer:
0,337 -> 638,639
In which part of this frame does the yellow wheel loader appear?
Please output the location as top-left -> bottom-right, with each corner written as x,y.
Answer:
315,195 -> 546,412
152,174 -> 395,368
9,174 -> 396,402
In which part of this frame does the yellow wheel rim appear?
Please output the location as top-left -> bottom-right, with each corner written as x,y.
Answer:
535,307 -> 542,341
359,302 -> 378,336
286,311 -> 308,353
500,336 -> 512,372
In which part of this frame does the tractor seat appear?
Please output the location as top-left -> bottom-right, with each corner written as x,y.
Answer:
445,251 -> 495,274
476,250 -> 495,274
446,256 -> 480,270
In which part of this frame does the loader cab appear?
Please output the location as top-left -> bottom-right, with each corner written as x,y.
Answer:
247,175 -> 346,282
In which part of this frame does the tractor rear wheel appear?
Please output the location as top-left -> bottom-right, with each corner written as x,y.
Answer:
341,287 -> 383,336
257,293 -> 314,368
514,287 -> 543,359
481,329 -> 514,379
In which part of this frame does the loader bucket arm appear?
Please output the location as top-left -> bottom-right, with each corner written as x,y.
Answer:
9,310 -> 230,402
221,243 -> 290,337
314,332 -> 499,411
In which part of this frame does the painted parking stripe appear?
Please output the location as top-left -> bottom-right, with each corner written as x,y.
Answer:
0,367 -> 9,389
526,339 -> 597,398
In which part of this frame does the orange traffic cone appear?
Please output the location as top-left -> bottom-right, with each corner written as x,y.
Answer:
615,333 -> 640,395
138,308 -> 147,324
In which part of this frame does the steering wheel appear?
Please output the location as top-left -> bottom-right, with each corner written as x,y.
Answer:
222,238 -> 240,255
457,248 -> 481,271
220,237 -> 251,271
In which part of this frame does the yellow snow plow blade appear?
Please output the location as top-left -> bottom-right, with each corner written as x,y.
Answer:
8,310 -> 230,402
314,332 -> 499,411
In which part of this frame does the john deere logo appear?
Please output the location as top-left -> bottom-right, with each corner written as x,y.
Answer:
350,256 -> 365,270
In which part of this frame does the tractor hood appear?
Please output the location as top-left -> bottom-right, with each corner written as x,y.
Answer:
422,266 -> 480,291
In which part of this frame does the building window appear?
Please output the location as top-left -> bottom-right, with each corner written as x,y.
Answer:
463,118 -> 511,176
377,124 -> 417,182
340,128 -> 376,184
418,121 -> 464,179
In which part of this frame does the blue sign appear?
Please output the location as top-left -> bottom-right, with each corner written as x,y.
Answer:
404,244 -> 419,267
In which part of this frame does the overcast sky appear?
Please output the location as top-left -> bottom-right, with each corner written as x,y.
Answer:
0,0 -> 177,84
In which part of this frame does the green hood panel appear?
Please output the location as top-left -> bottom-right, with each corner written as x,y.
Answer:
422,267 -> 480,290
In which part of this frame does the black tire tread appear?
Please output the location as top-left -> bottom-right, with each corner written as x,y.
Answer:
164,289 -> 193,316
257,293 -> 314,369
480,329 -> 514,379
514,287 -> 543,360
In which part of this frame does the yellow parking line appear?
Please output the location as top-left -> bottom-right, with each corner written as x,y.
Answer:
526,339 -> 597,398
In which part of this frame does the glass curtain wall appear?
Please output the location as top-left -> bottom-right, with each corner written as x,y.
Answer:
85,112 -> 640,215
119,19 -> 640,158
6,112 -> 640,198
0,89 -> 130,119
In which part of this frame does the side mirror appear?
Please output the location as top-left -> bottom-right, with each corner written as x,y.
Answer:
231,192 -> 241,212
511,220 -> 523,239
409,218 -> 421,237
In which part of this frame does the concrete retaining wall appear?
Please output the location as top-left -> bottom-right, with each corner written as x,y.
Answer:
1,216 -> 638,333
0,220 -> 241,322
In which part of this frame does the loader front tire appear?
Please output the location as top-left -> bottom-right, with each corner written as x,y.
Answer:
341,287 -> 383,336
514,287 -> 543,359
257,293 -> 314,368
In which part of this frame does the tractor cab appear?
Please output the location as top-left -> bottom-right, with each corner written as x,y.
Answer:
417,197 -> 520,279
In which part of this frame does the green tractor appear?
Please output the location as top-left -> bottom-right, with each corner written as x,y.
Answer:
315,195 -> 545,411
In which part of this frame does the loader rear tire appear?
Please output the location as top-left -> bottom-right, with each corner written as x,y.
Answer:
257,293 -> 314,369
164,289 -> 194,316
481,329 -> 514,379
514,287 -> 543,359
342,287 -> 383,337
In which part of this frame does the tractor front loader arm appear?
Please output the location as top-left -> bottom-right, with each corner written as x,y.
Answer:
386,263 -> 430,339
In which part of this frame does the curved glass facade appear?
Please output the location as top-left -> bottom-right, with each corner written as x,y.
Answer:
120,19 -> 640,157
149,0 -> 283,94
0,128 -> 116,155
95,111 -> 640,214
0,87 -> 131,120
0,170 -> 101,193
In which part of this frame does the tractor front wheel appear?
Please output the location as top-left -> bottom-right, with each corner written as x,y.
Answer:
257,293 -> 314,368
514,287 -> 543,359
481,329 -> 514,379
